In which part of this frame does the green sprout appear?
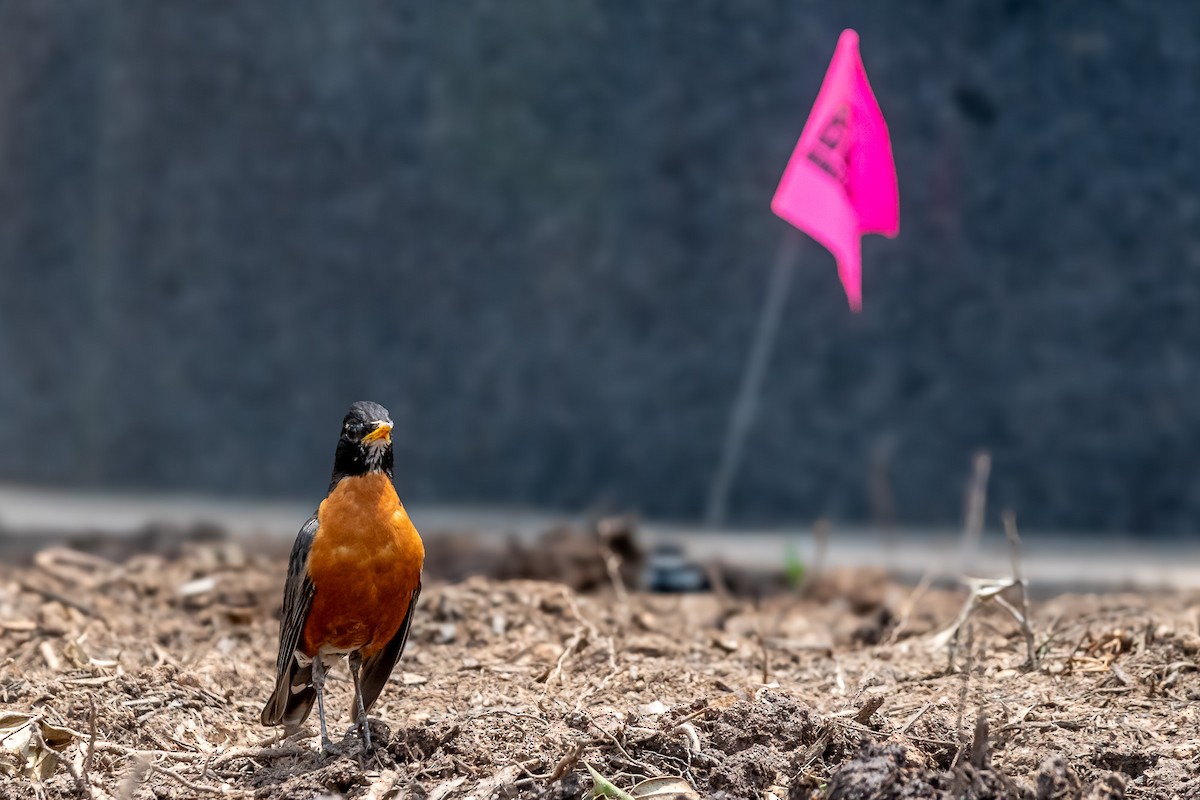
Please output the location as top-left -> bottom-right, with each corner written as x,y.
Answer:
784,538 -> 805,589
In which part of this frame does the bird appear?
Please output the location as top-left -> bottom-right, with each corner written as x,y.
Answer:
261,400 -> 425,752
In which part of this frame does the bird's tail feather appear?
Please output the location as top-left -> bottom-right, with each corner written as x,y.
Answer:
260,660 -> 316,734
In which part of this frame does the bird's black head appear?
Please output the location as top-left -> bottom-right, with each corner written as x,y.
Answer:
329,400 -> 394,485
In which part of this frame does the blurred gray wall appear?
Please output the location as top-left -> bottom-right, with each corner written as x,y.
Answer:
0,2 -> 1197,533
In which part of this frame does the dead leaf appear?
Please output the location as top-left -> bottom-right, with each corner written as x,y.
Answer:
364,769 -> 400,800
0,712 -> 76,782
471,764 -> 522,798
427,774 -> 467,800
585,763 -> 699,800
711,636 -> 739,653
62,638 -> 92,668
629,776 -> 701,799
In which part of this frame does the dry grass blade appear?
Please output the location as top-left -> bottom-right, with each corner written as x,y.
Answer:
887,561 -> 939,645
85,699 -> 97,778
798,519 -> 829,596
1002,511 -> 1038,669
958,451 -> 991,571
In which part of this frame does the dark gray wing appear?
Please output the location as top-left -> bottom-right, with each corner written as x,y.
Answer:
260,515 -> 318,729
355,579 -> 421,716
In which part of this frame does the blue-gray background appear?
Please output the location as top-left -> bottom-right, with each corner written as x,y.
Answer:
0,3 -> 1196,533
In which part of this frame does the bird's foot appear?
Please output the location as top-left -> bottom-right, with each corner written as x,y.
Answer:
345,717 -> 373,752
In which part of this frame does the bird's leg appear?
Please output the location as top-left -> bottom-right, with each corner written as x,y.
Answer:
311,655 -> 335,752
347,650 -> 372,751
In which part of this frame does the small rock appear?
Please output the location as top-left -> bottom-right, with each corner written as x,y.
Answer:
179,576 -> 218,597
638,700 -> 668,716
1176,632 -> 1200,655
1036,755 -> 1081,799
38,602 -> 70,636
712,636 -> 739,653
1082,773 -> 1125,800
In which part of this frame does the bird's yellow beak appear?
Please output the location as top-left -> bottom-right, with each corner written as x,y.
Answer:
361,421 -> 393,445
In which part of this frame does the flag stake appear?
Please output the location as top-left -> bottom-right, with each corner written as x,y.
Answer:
705,29 -> 897,527
705,230 -> 802,528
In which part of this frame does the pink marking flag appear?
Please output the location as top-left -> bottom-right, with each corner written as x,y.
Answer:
771,29 -> 899,311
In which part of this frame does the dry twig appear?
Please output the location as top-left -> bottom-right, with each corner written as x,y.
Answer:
544,626 -> 587,689
754,602 -> 771,685
577,709 -> 658,776
954,625 -> 975,745
887,561 -> 940,645
969,713 -> 990,769
899,703 -> 932,734
14,577 -> 97,618
932,575 -> 1034,670
546,741 -> 584,782
85,698 -> 97,778
853,695 -> 885,725
148,762 -> 228,795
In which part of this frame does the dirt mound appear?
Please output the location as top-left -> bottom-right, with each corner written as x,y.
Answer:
1,543 -> 1198,798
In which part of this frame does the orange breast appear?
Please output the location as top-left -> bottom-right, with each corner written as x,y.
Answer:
302,473 -> 425,658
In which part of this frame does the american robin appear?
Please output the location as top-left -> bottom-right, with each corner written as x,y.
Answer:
260,401 -> 424,751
